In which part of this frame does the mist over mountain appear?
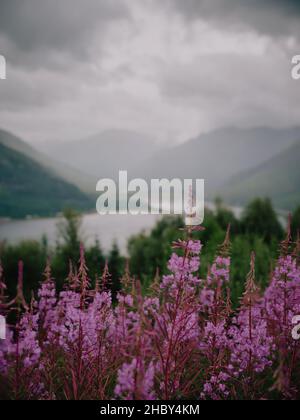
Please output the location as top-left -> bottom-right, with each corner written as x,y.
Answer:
131,127 -> 300,193
36,126 -> 300,192
36,130 -> 159,180
221,140 -> 300,210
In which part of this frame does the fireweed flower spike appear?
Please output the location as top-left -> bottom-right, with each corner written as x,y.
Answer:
38,260 -> 57,332
101,261 -> 112,292
199,228 -> 232,400
115,358 -> 156,400
263,221 -> 300,397
14,261 -> 29,312
200,226 -> 231,317
229,254 -> 274,380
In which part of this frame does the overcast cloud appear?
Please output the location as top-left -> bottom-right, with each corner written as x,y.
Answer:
0,0 -> 299,144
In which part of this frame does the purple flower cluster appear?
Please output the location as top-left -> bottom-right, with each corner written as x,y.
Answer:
0,231 -> 299,400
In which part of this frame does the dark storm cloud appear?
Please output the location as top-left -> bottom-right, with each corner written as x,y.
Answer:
0,0 -> 129,56
0,0 -> 300,144
169,0 -> 300,39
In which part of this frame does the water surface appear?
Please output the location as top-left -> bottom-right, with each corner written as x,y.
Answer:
0,213 -> 162,254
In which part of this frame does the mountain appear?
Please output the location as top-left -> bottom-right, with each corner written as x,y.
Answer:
2,125 -> 299,216
0,129 -> 95,194
132,127 -> 300,192
37,130 -> 158,180
220,140 -> 300,210
0,142 -> 93,219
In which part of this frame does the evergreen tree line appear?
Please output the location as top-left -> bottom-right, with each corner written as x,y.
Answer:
0,199 -> 299,307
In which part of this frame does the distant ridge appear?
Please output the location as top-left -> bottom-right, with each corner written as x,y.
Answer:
0,129 -> 95,195
220,140 -> 300,211
131,127 -> 300,192
0,141 -> 93,219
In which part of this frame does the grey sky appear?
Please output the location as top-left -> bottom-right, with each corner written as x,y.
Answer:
0,0 -> 299,144
168,0 -> 300,38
